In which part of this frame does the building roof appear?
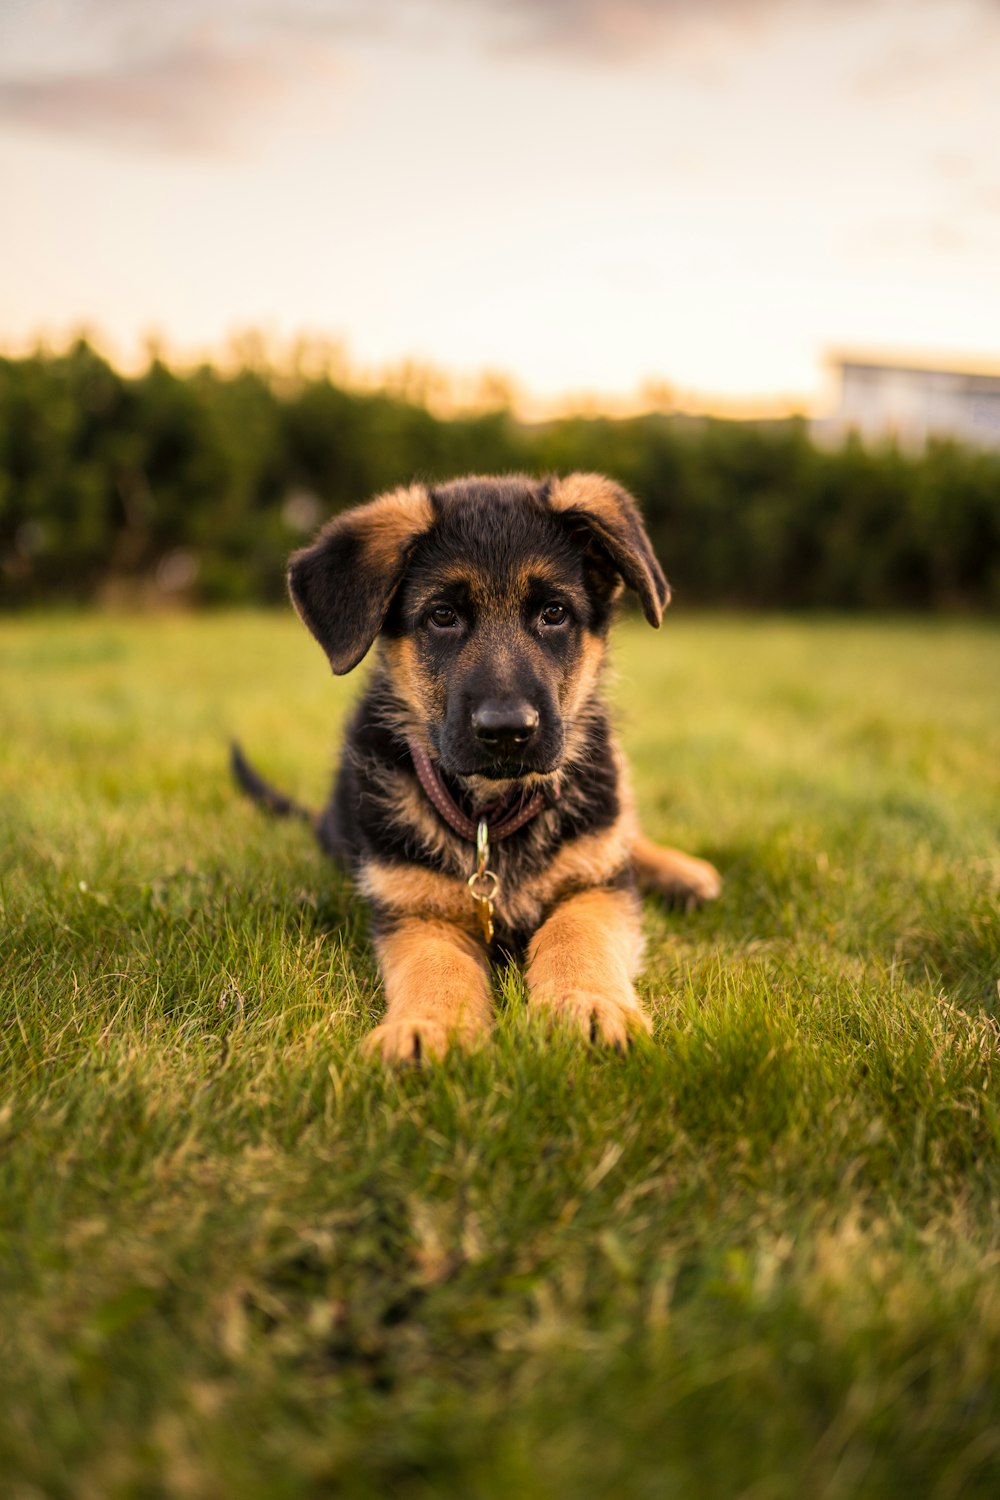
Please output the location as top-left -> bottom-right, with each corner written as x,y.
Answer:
828,351 -> 1000,391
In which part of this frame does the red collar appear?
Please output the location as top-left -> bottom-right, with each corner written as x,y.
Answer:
408,741 -> 556,843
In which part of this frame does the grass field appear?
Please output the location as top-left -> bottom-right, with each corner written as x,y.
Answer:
2,610 -> 999,1499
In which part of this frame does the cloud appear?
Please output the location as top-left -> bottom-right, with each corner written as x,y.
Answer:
470,0 -> 787,62
0,24 -> 338,154
2,0 -> 998,157
452,0 -> 1000,67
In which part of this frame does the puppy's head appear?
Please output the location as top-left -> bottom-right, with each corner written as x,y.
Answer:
288,473 -> 669,781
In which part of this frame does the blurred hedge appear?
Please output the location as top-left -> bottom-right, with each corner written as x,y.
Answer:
2,340 -> 998,610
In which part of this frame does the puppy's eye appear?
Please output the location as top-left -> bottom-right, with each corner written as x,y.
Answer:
428,605 -> 459,629
539,602 -> 568,627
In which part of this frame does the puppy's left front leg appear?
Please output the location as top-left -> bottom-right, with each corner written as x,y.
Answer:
364,917 -> 493,1064
526,888 -> 652,1048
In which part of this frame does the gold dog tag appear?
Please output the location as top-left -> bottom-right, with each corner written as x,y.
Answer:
468,818 -> 499,945
472,892 -> 495,945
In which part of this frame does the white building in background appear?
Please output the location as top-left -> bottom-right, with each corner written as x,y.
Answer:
816,355 -> 1000,451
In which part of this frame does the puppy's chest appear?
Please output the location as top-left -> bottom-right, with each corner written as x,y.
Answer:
357,765 -> 633,942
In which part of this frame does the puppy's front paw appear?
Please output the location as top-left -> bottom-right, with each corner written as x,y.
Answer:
361,1016 -> 486,1065
653,853 -> 722,911
533,989 -> 653,1051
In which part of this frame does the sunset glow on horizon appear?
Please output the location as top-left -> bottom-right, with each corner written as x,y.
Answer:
3,0 -> 1000,416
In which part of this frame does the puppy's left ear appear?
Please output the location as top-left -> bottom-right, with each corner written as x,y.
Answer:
548,473 -> 670,626
287,484 -> 434,673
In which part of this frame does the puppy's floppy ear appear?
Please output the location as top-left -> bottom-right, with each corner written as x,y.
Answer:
287,484 -> 435,673
547,473 -> 670,626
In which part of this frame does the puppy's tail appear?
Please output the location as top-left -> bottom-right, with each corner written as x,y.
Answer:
230,741 -> 316,824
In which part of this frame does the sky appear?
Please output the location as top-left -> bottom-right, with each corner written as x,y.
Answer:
1,0 -> 999,414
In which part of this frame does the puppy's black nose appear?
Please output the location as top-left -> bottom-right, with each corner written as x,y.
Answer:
472,701 -> 540,756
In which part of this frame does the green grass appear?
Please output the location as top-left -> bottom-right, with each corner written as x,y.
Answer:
2,610 -> 999,1500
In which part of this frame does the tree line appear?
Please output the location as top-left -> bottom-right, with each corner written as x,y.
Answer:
2,340 -> 998,610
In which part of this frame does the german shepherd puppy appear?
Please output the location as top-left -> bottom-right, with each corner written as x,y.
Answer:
235,473 -> 720,1062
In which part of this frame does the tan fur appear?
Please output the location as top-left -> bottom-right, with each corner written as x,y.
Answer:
412,559 -> 497,603
360,859 -> 474,930
549,472 -> 632,529
514,559 -> 583,596
380,637 -> 444,735
360,485 -> 435,575
631,833 -> 722,910
559,631 -> 605,724
525,887 -> 651,1047
364,917 -> 492,1061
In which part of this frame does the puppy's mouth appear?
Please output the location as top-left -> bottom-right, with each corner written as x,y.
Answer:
430,724 -> 564,784
452,757 -> 562,782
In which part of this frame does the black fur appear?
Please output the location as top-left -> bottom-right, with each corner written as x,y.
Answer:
230,741 -> 313,823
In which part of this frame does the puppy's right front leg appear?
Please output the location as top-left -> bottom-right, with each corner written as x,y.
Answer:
364,917 -> 493,1064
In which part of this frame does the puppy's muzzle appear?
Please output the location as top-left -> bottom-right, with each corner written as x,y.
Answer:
471,699 -> 539,760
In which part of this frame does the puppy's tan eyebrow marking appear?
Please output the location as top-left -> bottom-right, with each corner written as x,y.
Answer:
417,564 -> 485,601
517,562 -> 571,591
521,573 -> 583,601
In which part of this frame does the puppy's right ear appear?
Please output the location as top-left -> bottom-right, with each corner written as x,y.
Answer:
287,485 -> 434,674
